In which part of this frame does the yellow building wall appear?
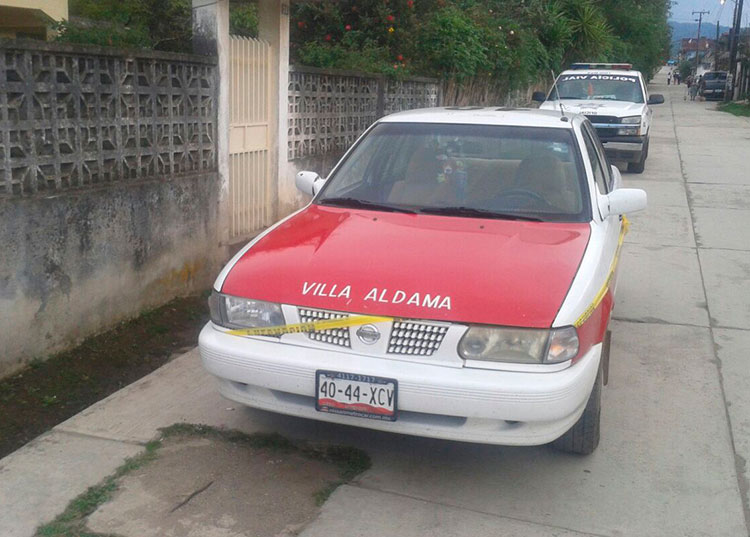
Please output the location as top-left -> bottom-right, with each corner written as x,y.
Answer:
2,0 -> 67,21
0,0 -> 68,39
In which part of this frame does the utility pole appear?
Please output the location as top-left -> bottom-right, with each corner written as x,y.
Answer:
727,0 -> 745,100
693,10 -> 710,74
716,21 -> 720,69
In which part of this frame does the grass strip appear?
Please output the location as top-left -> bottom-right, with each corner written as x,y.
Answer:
160,423 -> 372,506
36,424 -> 371,536
36,440 -> 161,537
717,101 -> 750,117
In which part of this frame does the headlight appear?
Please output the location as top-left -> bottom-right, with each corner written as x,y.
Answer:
209,291 -> 284,329
458,326 -> 578,364
617,116 -> 641,136
616,126 -> 640,136
620,115 -> 642,124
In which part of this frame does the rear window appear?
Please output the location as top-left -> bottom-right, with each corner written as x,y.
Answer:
316,122 -> 591,223
703,72 -> 727,81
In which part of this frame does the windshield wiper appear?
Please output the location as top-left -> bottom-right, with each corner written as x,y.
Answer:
318,197 -> 417,214
417,206 -> 543,221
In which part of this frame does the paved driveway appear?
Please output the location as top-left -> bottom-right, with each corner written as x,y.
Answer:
3,68 -> 750,537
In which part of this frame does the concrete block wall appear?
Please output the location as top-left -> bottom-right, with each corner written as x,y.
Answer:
0,40 -> 223,377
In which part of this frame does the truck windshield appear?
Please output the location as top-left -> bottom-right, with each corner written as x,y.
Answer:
316,122 -> 590,223
703,72 -> 727,81
553,74 -> 644,103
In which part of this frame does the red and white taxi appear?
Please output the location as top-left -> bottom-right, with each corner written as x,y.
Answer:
199,108 -> 647,454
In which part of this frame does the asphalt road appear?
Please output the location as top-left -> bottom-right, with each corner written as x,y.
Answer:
2,67 -> 750,537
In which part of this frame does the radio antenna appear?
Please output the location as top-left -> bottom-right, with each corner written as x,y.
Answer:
550,69 -> 567,120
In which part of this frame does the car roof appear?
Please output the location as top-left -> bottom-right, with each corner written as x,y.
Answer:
560,69 -> 642,78
378,107 -> 578,129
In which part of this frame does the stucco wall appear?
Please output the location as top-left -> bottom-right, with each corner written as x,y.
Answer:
0,174 -> 221,377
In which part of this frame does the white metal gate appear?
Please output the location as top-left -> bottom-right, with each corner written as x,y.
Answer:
229,35 -> 273,239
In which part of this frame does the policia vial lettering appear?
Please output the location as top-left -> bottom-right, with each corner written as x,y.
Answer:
560,74 -> 638,83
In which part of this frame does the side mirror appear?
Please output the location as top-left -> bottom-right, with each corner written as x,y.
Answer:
601,188 -> 647,218
610,164 -> 623,190
295,170 -> 325,196
648,94 -> 664,105
531,91 -> 546,103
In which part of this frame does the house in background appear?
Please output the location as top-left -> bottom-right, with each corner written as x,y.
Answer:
0,0 -> 68,40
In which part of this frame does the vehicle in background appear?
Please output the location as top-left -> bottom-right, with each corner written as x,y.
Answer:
699,71 -> 728,100
533,63 -> 664,174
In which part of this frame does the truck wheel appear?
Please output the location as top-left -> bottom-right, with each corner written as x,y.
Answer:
627,138 -> 648,174
552,366 -> 602,455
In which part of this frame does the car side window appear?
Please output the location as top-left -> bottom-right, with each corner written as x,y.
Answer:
581,124 -> 610,194
586,122 -> 613,190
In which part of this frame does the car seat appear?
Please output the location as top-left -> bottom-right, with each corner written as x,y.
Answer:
387,145 -> 451,205
513,155 -> 577,212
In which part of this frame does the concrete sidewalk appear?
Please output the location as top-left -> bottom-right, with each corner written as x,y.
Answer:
2,69 -> 750,537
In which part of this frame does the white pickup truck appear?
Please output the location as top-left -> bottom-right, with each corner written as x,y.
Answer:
534,63 -> 664,173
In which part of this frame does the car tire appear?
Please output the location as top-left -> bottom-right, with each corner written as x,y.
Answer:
627,138 -> 648,174
552,365 -> 602,455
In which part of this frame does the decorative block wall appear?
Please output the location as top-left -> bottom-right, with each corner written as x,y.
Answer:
288,66 -> 439,161
0,41 -> 217,197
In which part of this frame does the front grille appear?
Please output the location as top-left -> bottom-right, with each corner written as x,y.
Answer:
387,320 -> 448,356
585,115 -> 619,124
298,308 -> 351,348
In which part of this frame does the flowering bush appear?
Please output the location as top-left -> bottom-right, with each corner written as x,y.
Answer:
291,0 -> 670,84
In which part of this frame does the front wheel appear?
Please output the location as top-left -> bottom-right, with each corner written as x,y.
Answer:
627,138 -> 649,174
552,366 -> 602,455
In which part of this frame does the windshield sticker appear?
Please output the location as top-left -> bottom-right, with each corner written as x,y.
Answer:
560,74 -> 638,83
302,281 -> 452,310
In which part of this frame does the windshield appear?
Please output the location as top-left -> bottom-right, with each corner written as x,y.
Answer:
316,122 -> 590,223
552,73 -> 644,103
703,72 -> 726,81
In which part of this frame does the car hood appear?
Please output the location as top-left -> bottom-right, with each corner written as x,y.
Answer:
221,205 -> 591,328
540,99 -> 645,118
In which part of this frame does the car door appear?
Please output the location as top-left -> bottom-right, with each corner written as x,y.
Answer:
581,122 -> 623,297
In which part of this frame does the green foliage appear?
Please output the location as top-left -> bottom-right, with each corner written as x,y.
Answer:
597,0 -> 672,79
58,0 -> 257,50
679,59 -> 693,80
560,0 -> 612,62
416,7 -> 487,80
291,0 -> 670,87
230,1 -> 259,37
718,102 -> 750,117
57,0 -> 671,88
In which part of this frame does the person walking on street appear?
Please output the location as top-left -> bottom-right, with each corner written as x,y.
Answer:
668,71 -> 672,85
690,80 -> 699,101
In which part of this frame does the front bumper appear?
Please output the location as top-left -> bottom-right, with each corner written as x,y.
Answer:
198,324 -> 602,446
597,135 -> 646,162
701,88 -> 725,100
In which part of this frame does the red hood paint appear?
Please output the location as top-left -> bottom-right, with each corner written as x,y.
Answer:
221,205 -> 591,328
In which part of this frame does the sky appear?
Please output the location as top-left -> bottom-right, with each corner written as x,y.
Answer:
670,0 -> 748,27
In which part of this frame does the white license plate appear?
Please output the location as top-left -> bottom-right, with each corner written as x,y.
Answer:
315,370 -> 397,421
705,89 -> 714,93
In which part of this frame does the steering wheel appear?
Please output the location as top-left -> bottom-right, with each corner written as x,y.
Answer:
493,188 -> 548,206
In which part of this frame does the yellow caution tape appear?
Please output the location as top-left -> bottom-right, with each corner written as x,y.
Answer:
574,215 -> 630,328
227,315 -> 393,337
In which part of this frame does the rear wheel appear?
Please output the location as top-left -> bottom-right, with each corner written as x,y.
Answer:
552,366 -> 602,455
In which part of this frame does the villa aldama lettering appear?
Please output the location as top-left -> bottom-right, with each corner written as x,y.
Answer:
302,282 -> 451,310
